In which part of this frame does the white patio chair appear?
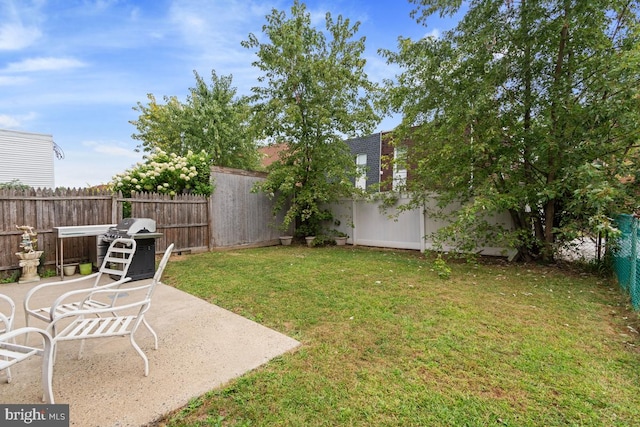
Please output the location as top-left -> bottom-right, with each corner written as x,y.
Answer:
0,294 -> 15,383
0,294 -> 55,403
47,243 -> 174,377
24,237 -> 137,334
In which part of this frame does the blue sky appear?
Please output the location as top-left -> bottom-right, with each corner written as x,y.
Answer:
0,0 -> 462,188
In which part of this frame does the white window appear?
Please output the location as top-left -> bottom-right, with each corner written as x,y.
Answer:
393,147 -> 407,191
356,153 -> 367,190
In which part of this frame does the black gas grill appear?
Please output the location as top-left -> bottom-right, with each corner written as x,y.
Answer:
101,218 -> 163,281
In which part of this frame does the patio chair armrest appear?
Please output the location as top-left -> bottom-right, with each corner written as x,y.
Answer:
0,313 -> 11,332
0,294 -> 15,332
23,273 -> 100,312
51,272 -> 100,285
48,277 -> 132,320
0,294 -> 15,311
86,282 -> 153,298
1,326 -> 53,349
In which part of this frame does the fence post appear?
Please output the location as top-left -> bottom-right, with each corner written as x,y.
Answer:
112,193 -> 118,223
631,216 -> 638,308
208,195 -> 214,250
420,201 -> 426,253
351,198 -> 357,246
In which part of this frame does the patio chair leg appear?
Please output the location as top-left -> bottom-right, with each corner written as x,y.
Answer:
142,318 -> 158,350
78,339 -> 85,360
51,342 -> 57,365
130,335 -> 149,376
41,340 -> 54,404
23,314 -> 30,345
4,336 -> 16,383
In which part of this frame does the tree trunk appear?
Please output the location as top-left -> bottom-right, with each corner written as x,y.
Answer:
541,4 -> 570,262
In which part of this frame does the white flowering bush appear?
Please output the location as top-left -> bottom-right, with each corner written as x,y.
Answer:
111,149 -> 213,197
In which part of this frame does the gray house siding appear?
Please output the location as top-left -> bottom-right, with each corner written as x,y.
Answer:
0,129 -> 55,188
345,132 -> 381,191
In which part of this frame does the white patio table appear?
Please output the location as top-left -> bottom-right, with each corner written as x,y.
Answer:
53,224 -> 115,280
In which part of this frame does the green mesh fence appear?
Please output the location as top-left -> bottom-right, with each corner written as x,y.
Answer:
613,214 -> 640,309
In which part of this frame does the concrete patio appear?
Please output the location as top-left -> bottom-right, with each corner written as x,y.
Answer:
0,274 -> 300,426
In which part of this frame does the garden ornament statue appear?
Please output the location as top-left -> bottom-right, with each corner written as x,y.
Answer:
18,225 -> 37,253
15,225 -> 44,284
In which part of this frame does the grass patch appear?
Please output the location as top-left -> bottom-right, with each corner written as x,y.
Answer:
153,246 -> 640,427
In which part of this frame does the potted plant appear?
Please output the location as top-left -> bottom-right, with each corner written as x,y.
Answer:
63,264 -> 77,276
334,231 -> 348,246
279,236 -> 293,246
79,260 -> 93,275
295,209 -> 330,247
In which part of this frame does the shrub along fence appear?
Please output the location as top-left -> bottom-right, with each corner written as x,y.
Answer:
614,214 -> 640,309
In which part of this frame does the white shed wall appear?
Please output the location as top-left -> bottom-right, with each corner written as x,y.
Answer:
0,129 -> 55,188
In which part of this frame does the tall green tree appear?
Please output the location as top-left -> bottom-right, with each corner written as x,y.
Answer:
243,0 -> 379,236
381,0 -> 640,261
130,70 -> 260,170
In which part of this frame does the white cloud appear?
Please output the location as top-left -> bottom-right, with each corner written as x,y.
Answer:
129,6 -> 141,21
3,57 -> 87,73
0,0 -> 45,50
54,141 -> 144,188
164,0 -> 272,96
84,141 -> 141,160
0,22 -> 41,50
365,54 -> 400,86
0,75 -> 30,85
55,155 -> 142,188
93,0 -> 120,12
423,28 -> 441,40
307,5 -> 328,27
0,114 -> 21,128
168,0 -> 268,54
0,112 -> 37,128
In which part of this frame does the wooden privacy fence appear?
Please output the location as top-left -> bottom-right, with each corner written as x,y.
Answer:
210,167 -> 288,247
1,167 -> 515,275
0,188 -> 116,272
0,189 -> 211,272
0,167 -> 285,273
126,192 -> 209,253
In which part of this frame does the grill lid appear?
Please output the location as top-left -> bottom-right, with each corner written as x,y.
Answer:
106,218 -> 156,237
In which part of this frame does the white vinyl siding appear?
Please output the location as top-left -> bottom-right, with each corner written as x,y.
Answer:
0,129 -> 55,188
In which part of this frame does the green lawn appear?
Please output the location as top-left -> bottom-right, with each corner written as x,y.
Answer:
154,245 -> 640,427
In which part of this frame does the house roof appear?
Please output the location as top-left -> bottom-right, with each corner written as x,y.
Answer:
258,143 -> 288,168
